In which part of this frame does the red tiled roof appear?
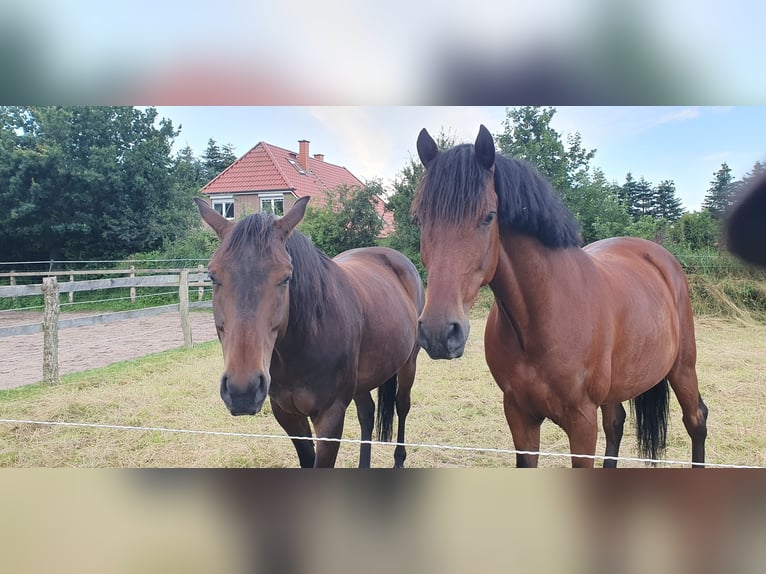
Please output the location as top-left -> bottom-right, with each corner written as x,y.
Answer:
201,140 -> 394,235
201,141 -> 364,199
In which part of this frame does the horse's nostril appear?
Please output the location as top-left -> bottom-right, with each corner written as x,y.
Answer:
446,321 -> 462,339
445,322 -> 465,353
255,373 -> 267,394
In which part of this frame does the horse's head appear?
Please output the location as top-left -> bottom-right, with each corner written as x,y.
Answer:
412,125 -> 500,359
195,196 -> 309,415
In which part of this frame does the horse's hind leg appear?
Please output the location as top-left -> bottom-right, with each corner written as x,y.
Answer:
393,347 -> 418,468
270,398 -> 316,468
601,402 -> 626,468
667,365 -> 708,467
354,392 -> 375,468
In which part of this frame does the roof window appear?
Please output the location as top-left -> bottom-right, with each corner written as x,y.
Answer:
286,158 -> 306,175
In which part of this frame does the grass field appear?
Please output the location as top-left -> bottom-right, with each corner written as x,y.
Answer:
2,299 -> 765,468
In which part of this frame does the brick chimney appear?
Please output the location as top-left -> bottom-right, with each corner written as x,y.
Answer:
298,140 -> 310,171
314,153 -> 324,162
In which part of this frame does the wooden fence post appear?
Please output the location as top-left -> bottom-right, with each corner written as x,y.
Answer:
130,265 -> 136,303
197,264 -> 205,301
179,269 -> 192,349
68,273 -> 74,304
42,277 -> 60,384
10,270 -> 16,303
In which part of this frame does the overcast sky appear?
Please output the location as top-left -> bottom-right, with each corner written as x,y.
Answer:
154,106 -> 766,212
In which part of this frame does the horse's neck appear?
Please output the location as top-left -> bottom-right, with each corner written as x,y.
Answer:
489,232 -> 584,336
279,245 -> 347,345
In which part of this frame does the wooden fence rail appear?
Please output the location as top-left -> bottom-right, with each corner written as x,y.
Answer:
0,268 -> 213,384
0,264 -> 209,304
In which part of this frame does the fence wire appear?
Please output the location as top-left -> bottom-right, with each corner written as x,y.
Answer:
0,417 -> 761,469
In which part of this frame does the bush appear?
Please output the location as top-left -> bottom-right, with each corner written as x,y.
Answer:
131,227 -> 218,267
668,211 -> 720,251
299,184 -> 383,258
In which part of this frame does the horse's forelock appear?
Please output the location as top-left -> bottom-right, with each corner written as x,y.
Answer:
413,144 -> 492,227
220,213 -> 279,261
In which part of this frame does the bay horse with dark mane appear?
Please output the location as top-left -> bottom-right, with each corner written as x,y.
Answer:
195,197 -> 424,468
413,125 -> 708,468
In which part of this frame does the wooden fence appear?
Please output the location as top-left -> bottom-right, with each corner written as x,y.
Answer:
0,268 -> 212,385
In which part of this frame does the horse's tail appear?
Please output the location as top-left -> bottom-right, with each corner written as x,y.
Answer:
631,378 -> 670,464
376,374 -> 397,443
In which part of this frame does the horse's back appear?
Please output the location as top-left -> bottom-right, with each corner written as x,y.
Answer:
333,246 -> 424,313
585,237 -> 690,304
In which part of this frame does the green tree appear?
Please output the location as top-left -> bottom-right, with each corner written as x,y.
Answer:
728,160 -> 766,213
385,157 -> 424,276
701,163 -> 734,220
743,160 -> 766,184
570,169 -> 631,243
202,138 -> 237,180
0,106 -> 190,262
620,172 -> 641,219
299,182 -> 384,257
632,176 -> 655,219
653,179 -> 684,222
497,107 -> 569,192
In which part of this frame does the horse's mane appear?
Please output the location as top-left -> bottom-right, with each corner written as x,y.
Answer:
284,231 -> 347,338
413,144 -> 582,248
220,212 -> 347,339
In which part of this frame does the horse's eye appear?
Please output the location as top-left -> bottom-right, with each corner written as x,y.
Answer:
279,274 -> 292,286
208,272 -> 219,286
481,211 -> 496,226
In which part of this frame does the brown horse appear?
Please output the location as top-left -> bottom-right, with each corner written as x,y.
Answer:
195,197 -> 424,468
412,125 -> 708,468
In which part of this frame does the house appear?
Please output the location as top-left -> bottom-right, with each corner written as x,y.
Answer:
198,139 -> 393,235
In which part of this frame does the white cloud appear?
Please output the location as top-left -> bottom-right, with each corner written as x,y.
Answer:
656,107 -> 701,125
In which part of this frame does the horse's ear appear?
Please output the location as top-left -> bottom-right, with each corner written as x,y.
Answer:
474,124 -> 495,171
195,197 -> 233,240
274,196 -> 310,241
417,128 -> 439,168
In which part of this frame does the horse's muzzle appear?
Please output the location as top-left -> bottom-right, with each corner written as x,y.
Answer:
417,319 -> 469,360
220,373 -> 269,415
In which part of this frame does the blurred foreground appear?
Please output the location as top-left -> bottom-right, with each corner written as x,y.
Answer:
1,470 -> 764,574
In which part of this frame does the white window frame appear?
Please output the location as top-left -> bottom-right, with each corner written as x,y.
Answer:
212,196 -> 235,220
260,193 -> 285,216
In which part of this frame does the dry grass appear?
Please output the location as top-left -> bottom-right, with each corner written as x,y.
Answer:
1,311 -> 765,468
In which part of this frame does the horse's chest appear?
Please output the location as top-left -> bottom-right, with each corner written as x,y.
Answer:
268,374 -> 335,418
268,356 -> 353,417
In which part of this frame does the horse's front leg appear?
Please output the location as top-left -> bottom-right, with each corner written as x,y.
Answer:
312,400 -> 348,468
563,403 -> 599,468
503,392 -> 543,468
270,398 -> 316,468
